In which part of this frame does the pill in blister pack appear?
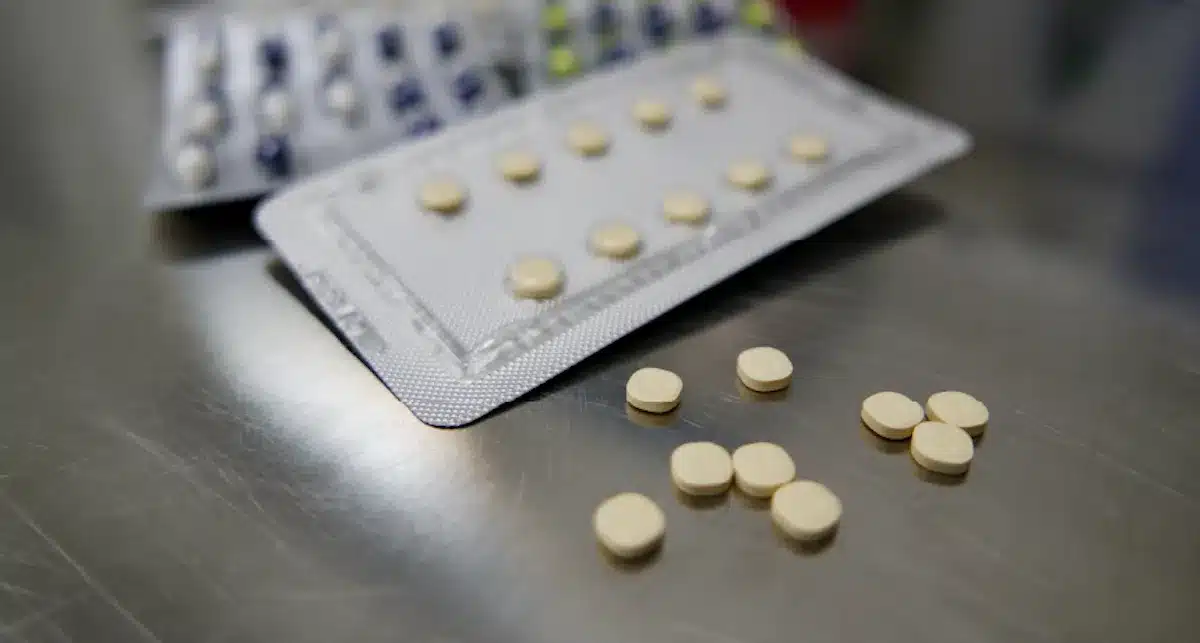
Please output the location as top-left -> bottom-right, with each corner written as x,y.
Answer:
145,6 -> 510,211
255,34 -> 970,427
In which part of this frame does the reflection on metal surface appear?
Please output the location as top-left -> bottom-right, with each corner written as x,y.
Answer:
625,403 -> 679,428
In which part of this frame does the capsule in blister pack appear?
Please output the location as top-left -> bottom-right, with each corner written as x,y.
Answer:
145,5 -> 509,211
515,0 -> 745,91
255,34 -> 970,427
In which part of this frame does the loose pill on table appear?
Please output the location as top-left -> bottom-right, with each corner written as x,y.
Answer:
731,442 -> 795,497
418,178 -> 467,213
726,160 -> 772,191
593,492 -> 665,559
926,391 -> 989,436
662,191 -> 710,224
507,257 -> 564,299
633,99 -> 672,130
174,143 -> 215,189
691,76 -> 727,108
567,122 -> 610,156
736,346 -> 792,392
626,367 -> 683,414
671,442 -> 733,496
771,480 -> 841,542
497,150 -> 542,183
589,222 -> 641,259
861,391 -> 924,440
788,134 -> 830,163
910,421 -> 974,475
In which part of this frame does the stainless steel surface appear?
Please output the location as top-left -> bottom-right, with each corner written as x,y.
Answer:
2,2 -> 1200,643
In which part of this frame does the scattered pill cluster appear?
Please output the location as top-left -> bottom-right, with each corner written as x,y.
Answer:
861,390 -> 989,475
595,349 -> 991,561
598,346 -> 841,559
414,77 -> 830,301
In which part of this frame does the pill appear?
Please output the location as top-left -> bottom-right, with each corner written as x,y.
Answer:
589,222 -> 641,259
325,78 -> 359,120
434,22 -> 461,58
508,257 -> 564,299
694,2 -> 725,35
258,37 -> 288,72
377,25 -> 404,62
408,114 -> 442,137
736,346 -> 792,392
789,134 -> 830,163
542,3 -> 570,34
861,391 -> 924,440
174,142 -> 215,189
626,367 -> 682,414
633,99 -> 671,130
911,421 -> 974,475
925,391 -> 989,437
771,480 -> 841,542
453,70 -> 485,106
255,135 -> 292,178
691,76 -> 727,108
389,79 -> 425,113
548,46 -> 580,79
643,3 -> 672,44
497,151 -> 541,183
186,99 -> 222,138
593,492 -> 665,559
731,442 -> 795,497
260,89 -> 292,133
671,442 -> 733,496
567,122 -> 610,156
726,160 -> 772,191
662,191 -> 710,224
418,178 -> 467,213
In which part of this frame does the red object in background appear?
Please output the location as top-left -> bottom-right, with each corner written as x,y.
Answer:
777,0 -> 856,25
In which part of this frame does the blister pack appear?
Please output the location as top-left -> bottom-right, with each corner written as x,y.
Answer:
145,4 -> 509,211
256,33 -> 970,427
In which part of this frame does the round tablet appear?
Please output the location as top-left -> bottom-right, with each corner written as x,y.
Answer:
726,160 -> 772,191
736,346 -> 792,392
861,391 -> 924,440
662,191 -> 710,225
507,257 -> 564,300
567,122 -> 610,156
593,493 -> 665,559
910,421 -> 974,475
497,150 -> 541,183
418,178 -> 467,213
731,442 -> 795,497
633,99 -> 671,130
670,442 -> 733,496
691,76 -> 726,108
260,89 -> 292,133
325,78 -> 360,120
926,391 -> 989,437
771,480 -> 842,542
589,222 -> 641,259
625,367 -> 683,414
186,99 -> 222,138
789,134 -> 830,163
174,143 -> 215,189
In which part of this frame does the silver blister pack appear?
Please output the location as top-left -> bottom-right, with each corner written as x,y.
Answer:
146,5 -> 508,211
256,33 -> 970,427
